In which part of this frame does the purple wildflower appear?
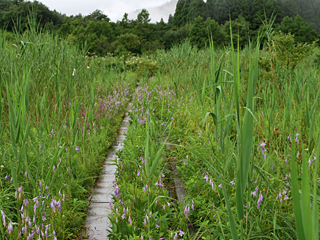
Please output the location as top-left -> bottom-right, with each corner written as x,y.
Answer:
204,175 -> 209,183
210,179 -> 214,189
1,210 -> 5,227
179,230 -> 185,237
257,193 -> 263,208
8,221 -> 13,233
50,200 -> 56,212
252,187 -> 258,197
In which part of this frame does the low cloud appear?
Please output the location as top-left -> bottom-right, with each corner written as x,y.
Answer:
128,0 -> 177,22
40,0 -> 176,22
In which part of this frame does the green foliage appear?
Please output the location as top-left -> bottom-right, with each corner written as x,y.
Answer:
125,56 -> 159,77
260,31 -> 316,72
0,22 -> 138,239
113,33 -> 141,56
0,0 -> 64,31
163,25 -> 191,49
277,15 -> 319,44
188,0 -> 208,23
190,16 -> 225,48
1,0 -> 320,57
223,16 -> 251,48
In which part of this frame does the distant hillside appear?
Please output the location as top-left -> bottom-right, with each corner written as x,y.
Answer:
128,0 -> 177,22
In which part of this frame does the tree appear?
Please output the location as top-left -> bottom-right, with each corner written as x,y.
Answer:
0,1 -> 64,31
279,0 -> 298,18
207,0 -> 215,19
168,14 -> 174,26
224,16 -> 251,48
277,15 -> 319,43
205,17 -> 226,46
173,0 -> 186,27
137,9 -> 150,24
248,0 -> 265,31
188,0 -> 208,23
113,33 -> 141,55
86,9 -> 109,21
120,13 -> 130,29
189,16 -> 207,48
190,16 -> 225,48
180,0 -> 192,25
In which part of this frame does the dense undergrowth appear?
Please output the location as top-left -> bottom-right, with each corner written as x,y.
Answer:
1,20 -> 320,239
0,26 -> 137,239
108,39 -> 320,239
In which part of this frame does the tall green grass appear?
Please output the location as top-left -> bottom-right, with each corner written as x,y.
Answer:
0,19 -> 135,238
147,37 -> 320,238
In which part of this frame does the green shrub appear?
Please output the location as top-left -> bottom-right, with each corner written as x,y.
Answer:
125,56 -> 159,77
259,32 -> 316,72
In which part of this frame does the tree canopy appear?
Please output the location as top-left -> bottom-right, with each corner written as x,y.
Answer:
0,0 -> 319,56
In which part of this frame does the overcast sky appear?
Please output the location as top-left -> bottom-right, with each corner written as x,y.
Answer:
39,0 -> 173,22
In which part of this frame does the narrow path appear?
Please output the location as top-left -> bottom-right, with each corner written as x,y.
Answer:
84,102 -> 132,240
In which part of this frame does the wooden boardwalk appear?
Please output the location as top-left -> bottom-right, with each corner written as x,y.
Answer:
84,103 -> 132,239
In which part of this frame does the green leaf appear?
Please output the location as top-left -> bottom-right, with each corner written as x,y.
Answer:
291,144 -> 305,240
149,138 -> 167,179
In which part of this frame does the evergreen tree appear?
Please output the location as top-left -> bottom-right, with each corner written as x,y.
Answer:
188,0 -> 208,23
279,0 -> 298,18
248,0 -> 265,31
277,14 -> 319,43
224,16 -> 251,48
181,0 -> 192,25
168,14 -> 174,26
314,0 -> 320,33
297,0 -> 314,24
190,16 -> 225,48
189,16 -> 208,48
213,0 -> 234,24
173,0 -> 186,27
207,0 -> 215,19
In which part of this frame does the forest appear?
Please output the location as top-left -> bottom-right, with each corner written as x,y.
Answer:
0,0 -> 320,56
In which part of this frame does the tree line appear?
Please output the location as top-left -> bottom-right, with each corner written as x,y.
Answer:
0,0 -> 319,56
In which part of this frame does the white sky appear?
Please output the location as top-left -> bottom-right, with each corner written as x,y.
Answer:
39,0 -> 172,22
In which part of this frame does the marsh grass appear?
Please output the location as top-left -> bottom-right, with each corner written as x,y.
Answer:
108,35 -> 320,239
1,14 -> 320,239
0,19 -> 136,238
